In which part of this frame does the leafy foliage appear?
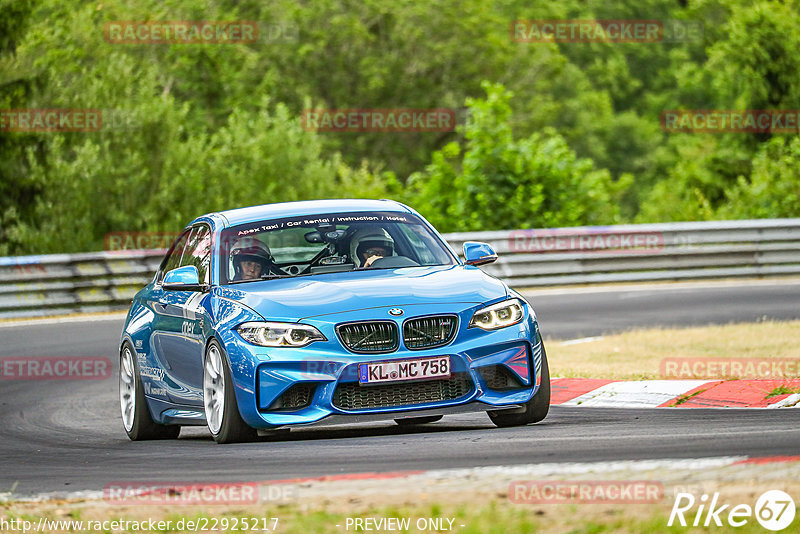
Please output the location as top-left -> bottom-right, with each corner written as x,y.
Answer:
718,137 -> 800,219
407,83 -> 627,231
1,0 -> 798,255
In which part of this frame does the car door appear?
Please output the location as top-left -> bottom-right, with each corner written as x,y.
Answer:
150,225 -> 212,406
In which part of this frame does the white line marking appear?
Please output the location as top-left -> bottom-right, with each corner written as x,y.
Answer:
417,457 -> 747,480
559,336 -> 604,346
0,312 -> 127,328
6,456 -> 751,503
768,393 -> 800,408
522,278 -> 800,297
562,380 -> 713,407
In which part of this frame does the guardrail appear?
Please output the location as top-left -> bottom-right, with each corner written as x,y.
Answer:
0,251 -> 163,319
445,218 -> 800,287
1,219 -> 799,319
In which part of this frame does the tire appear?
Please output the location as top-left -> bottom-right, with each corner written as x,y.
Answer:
119,343 -> 180,440
203,339 -> 257,444
488,343 -> 550,427
394,415 -> 443,426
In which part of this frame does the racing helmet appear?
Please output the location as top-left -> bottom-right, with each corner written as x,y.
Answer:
230,237 -> 272,278
349,227 -> 394,267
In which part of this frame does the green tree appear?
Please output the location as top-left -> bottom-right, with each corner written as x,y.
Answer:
639,0 -> 800,220
0,0 -> 37,255
407,83 -> 628,232
1,1 -> 388,254
16,97 -> 387,254
717,137 -> 800,219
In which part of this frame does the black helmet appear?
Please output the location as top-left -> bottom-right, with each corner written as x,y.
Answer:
231,237 -> 272,278
349,227 -> 394,267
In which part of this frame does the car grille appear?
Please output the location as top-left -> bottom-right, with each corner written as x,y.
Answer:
332,373 -> 473,410
337,321 -> 399,353
403,315 -> 457,350
479,365 -> 525,390
268,383 -> 316,411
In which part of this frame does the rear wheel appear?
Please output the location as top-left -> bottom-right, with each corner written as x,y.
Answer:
394,415 -> 443,426
489,344 -> 550,427
119,343 -> 180,440
204,340 -> 257,444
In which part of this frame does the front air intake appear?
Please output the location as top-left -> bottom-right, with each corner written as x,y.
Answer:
332,373 -> 473,410
268,383 -> 316,411
479,365 -> 525,391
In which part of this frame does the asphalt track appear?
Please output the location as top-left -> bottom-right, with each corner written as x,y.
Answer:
2,280 -> 800,497
529,279 -> 800,339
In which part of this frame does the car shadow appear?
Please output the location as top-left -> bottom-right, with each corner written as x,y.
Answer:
175,419 -> 501,443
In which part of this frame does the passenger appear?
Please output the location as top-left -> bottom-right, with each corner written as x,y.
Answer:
230,237 -> 273,280
349,227 -> 395,268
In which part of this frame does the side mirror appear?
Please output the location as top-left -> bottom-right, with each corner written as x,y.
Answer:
463,242 -> 498,266
162,265 -> 206,291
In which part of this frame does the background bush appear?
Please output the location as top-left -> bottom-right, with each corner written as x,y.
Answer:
1,0 -> 798,254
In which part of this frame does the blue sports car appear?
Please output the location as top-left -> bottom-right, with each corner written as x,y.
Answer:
119,199 -> 550,443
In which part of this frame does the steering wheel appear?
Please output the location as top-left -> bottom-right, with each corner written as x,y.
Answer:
366,256 -> 420,268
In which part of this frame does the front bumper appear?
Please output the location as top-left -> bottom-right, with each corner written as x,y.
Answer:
220,302 -> 544,429
258,402 -> 525,433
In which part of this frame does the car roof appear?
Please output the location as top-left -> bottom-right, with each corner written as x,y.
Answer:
200,199 -> 412,228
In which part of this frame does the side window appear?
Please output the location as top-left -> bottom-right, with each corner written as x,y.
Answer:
159,230 -> 191,281
181,225 -> 212,283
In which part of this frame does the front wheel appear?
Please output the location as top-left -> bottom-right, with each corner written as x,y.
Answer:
119,343 -> 180,440
489,343 -> 550,427
203,340 -> 257,444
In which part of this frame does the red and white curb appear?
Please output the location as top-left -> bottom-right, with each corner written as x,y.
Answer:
551,378 -> 800,408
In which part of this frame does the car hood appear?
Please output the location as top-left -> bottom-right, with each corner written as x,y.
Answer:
214,265 -> 507,322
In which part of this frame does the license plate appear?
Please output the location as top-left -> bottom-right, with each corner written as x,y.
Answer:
358,356 -> 451,385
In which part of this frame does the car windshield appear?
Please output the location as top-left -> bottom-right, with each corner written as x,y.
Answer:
220,211 -> 456,284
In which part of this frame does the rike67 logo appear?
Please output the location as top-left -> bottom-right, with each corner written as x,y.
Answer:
669,490 -> 796,531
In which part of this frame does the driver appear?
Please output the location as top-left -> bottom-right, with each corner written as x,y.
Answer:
230,237 -> 273,280
349,227 -> 394,268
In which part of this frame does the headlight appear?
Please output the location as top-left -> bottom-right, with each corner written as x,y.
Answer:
469,298 -> 525,330
236,322 -> 326,347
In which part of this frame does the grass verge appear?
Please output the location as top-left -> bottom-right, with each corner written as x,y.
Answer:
546,320 -> 800,380
3,491 -> 797,533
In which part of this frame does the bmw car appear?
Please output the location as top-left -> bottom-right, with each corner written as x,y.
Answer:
119,199 -> 550,443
